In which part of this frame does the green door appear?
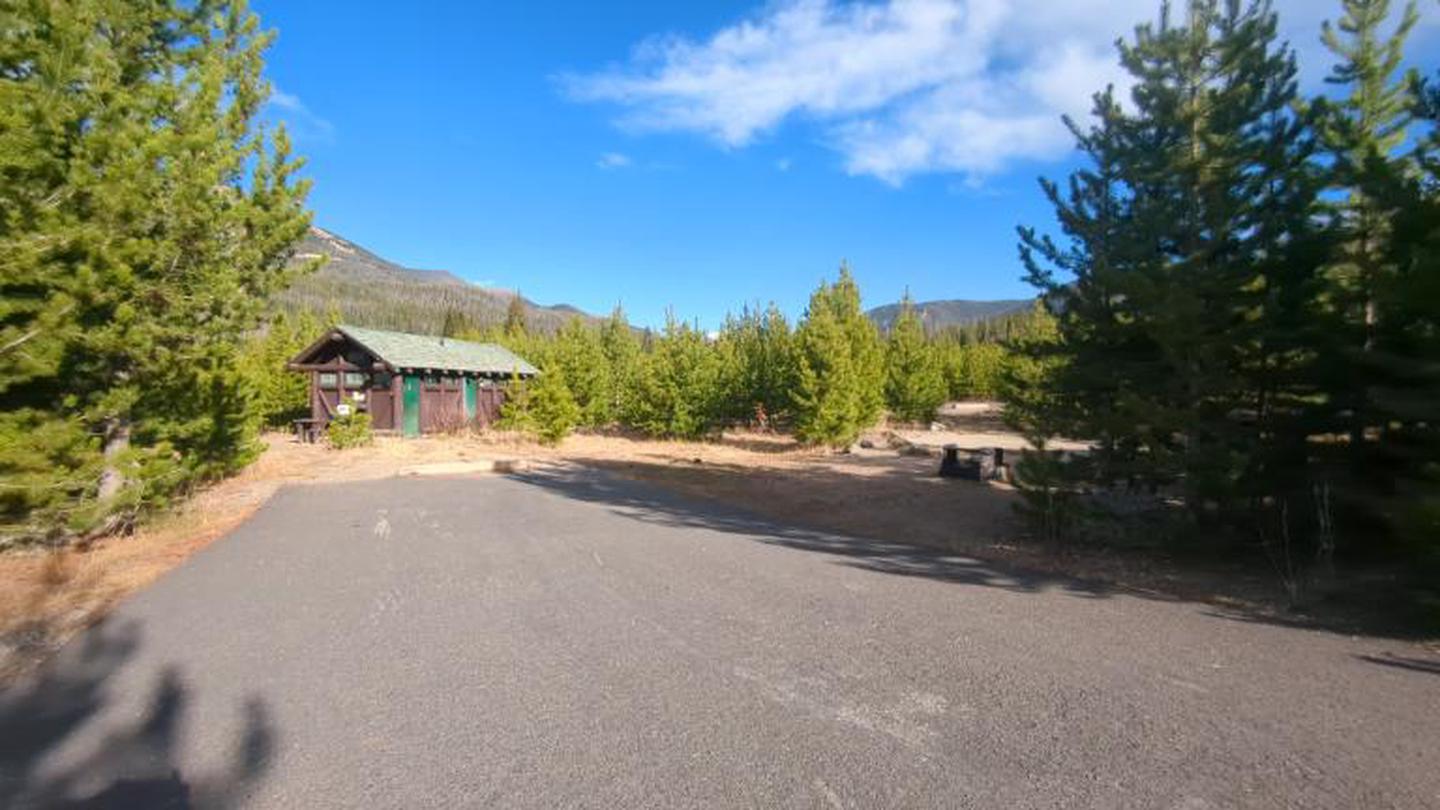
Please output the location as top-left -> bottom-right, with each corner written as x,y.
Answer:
464,378 -> 477,420
402,375 -> 421,437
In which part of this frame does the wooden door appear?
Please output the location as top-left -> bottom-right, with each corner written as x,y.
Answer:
478,386 -> 504,426
402,376 -> 421,437
368,380 -> 394,430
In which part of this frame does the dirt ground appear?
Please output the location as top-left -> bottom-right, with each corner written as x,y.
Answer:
0,403 -> 1423,684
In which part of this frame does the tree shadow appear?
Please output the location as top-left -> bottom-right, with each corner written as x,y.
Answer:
0,619 -> 275,809
1354,653 -> 1440,677
709,432 -> 804,455
516,462 -> 1440,642
576,426 -> 805,456
1195,588 -> 1440,641
513,463 -> 1116,600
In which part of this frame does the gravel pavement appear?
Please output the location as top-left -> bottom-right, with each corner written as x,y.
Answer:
2,467 -> 1437,809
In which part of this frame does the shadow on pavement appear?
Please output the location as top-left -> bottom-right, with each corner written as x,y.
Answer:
0,619 -> 275,809
514,463 -> 1116,600
516,463 -> 1440,646
1355,653 -> 1440,676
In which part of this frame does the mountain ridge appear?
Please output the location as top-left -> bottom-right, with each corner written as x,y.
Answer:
279,227 -> 603,335
866,297 -> 1033,332
282,226 -> 1034,336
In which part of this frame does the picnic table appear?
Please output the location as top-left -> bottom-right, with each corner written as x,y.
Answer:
293,417 -> 322,444
939,445 -> 1005,481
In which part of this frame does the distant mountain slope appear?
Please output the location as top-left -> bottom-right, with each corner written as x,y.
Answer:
277,227 -> 600,334
866,298 -> 1033,332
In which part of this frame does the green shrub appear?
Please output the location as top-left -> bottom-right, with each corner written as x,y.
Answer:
497,370 -> 536,433
530,368 -> 581,445
241,310 -> 324,428
498,369 -> 579,445
0,411 -> 104,547
626,316 -> 722,440
792,266 -> 885,447
327,408 -> 373,449
885,295 -> 947,423
1012,443 -> 1086,549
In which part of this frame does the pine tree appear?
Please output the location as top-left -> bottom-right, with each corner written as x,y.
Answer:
884,294 -> 947,422
1318,0 -> 1418,329
1366,71 -> 1440,568
441,308 -> 477,338
792,265 -> 885,447
839,268 -> 887,427
497,369 -> 535,433
1016,0 -> 1326,566
504,293 -> 528,339
758,304 -> 799,422
241,309 -> 322,427
528,366 -> 581,445
1312,0 -> 1421,497
928,306 -> 1057,402
0,0 -> 313,541
550,317 -> 610,427
599,305 -> 641,424
628,314 -> 720,439
715,303 -> 796,427
939,342 -> 1007,400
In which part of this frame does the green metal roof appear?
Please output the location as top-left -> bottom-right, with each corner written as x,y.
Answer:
338,324 -> 539,376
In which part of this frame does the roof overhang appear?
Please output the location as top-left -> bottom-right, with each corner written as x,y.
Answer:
286,326 -> 396,372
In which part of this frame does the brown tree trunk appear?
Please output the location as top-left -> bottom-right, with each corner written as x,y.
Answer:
97,417 -> 131,503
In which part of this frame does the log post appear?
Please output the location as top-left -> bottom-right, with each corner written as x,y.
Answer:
97,417 -> 131,502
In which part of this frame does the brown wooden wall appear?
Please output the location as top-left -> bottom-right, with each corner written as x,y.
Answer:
412,377 -> 508,433
300,364 -> 509,435
420,378 -> 466,433
368,384 -> 395,430
476,386 -> 504,427
313,381 -> 396,430
298,341 -> 512,435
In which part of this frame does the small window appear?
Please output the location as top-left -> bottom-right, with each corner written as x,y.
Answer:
424,375 -> 441,387
318,372 -> 338,389
373,372 -> 392,389
344,372 -> 366,388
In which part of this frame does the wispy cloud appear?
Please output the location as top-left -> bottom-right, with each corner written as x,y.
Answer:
560,0 -> 1438,185
596,151 -> 633,169
265,86 -> 335,144
775,157 -> 793,172
559,0 -> 1135,184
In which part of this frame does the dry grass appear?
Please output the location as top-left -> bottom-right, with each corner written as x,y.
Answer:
37,550 -> 73,587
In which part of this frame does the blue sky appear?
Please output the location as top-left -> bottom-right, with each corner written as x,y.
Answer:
254,0 -> 1439,330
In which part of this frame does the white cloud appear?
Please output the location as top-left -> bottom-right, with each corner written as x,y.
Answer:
596,151 -> 633,169
776,157 -> 793,171
561,0 -> 1438,185
265,86 -> 335,143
